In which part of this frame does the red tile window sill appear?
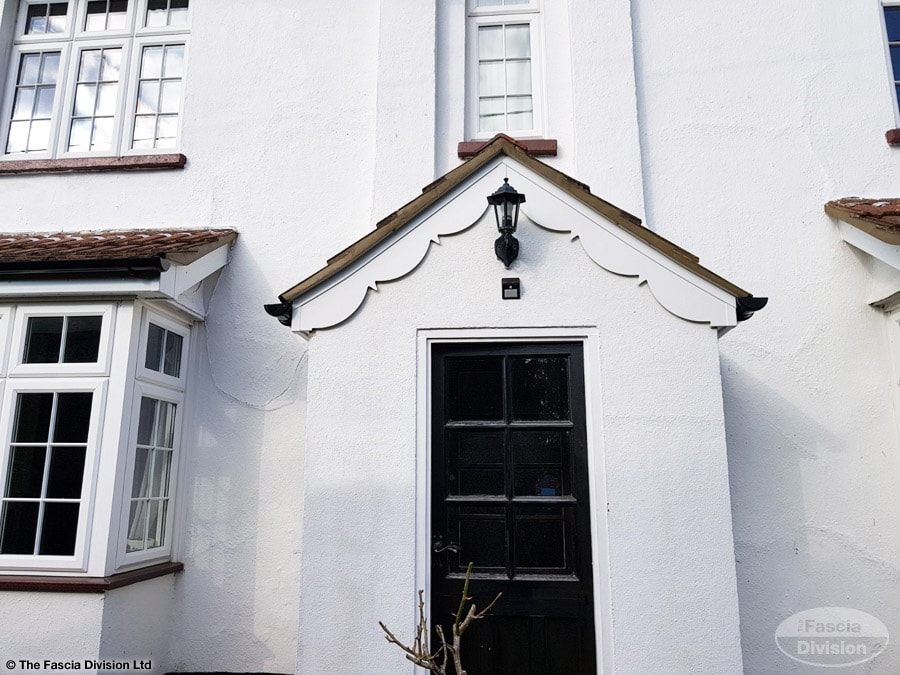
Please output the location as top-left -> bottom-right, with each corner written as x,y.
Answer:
458,139 -> 557,158
0,154 -> 186,175
886,129 -> 900,146
0,561 -> 183,592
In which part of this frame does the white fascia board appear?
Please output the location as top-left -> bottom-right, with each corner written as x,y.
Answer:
502,160 -> 738,327
0,246 -> 230,320
291,155 -> 739,334
0,277 -> 161,297
839,221 -> 900,272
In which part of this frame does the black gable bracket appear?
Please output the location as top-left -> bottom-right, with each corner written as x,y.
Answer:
736,296 -> 768,322
265,300 -> 293,326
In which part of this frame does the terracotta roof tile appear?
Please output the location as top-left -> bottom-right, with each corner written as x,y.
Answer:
0,229 -> 237,265
825,199 -> 900,246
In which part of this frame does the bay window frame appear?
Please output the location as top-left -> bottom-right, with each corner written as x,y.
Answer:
0,300 -> 194,577
0,305 -> 12,377
135,307 -> 188,386
115,378 -> 182,567
7,302 -> 114,377
0,376 -> 107,572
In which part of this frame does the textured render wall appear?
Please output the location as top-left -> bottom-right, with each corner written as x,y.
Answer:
301,211 -> 743,674
0,0 -> 425,671
100,576 -> 176,673
0,593 -> 102,663
629,1 -> 900,672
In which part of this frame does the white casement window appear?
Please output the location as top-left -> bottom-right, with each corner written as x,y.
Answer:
0,302 -> 192,574
0,0 -> 190,158
0,303 -> 112,571
0,380 -> 105,566
118,309 -> 187,566
467,0 -> 543,139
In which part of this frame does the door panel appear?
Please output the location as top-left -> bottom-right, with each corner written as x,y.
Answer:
431,343 -> 595,675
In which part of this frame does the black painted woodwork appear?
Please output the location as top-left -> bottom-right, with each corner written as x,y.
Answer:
431,342 -> 596,674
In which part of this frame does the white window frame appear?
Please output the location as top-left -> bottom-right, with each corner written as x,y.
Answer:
135,307 -> 189,387
0,41 -> 72,159
54,36 -> 134,157
0,377 -> 107,572
0,0 -> 190,160
7,302 -> 114,377
134,0 -> 190,38
883,1 -> 900,124
0,305 -> 12,378
119,33 -> 187,155
14,0 -> 76,44
115,378 -> 182,567
74,0 -> 136,39
466,0 -> 544,140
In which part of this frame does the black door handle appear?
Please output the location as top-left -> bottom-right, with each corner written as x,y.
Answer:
433,535 -> 460,554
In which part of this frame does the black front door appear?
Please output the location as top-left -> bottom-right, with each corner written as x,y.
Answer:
431,342 -> 595,675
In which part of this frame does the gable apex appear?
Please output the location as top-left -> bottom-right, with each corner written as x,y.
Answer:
267,135 -> 765,333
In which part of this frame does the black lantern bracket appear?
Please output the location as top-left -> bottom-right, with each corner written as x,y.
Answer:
487,177 -> 526,268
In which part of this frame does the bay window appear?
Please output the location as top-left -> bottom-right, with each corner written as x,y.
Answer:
0,301 -> 191,575
0,0 -> 190,158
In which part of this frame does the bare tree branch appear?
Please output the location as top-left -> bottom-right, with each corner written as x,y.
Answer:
379,562 -> 502,674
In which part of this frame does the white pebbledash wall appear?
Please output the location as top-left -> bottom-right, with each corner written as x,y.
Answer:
0,0 -> 896,673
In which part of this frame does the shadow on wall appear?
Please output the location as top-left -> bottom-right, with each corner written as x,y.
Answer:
720,355 -> 900,675
167,243 -> 307,672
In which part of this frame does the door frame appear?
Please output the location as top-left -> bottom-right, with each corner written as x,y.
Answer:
415,327 -> 614,675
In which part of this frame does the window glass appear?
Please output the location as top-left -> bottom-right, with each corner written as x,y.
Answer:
0,390 -> 91,556
144,322 -> 183,377
84,0 -> 128,32
447,356 -> 503,421
6,51 -> 60,154
887,6 -> 900,41
22,315 -> 102,364
126,396 -> 175,553
885,5 -> 900,112
146,0 -> 188,28
63,315 -> 102,362
68,48 -> 122,152
12,392 -> 53,442
133,44 -> 184,149
477,23 -> 533,133
23,316 -> 63,363
162,330 -> 182,377
24,2 -> 68,34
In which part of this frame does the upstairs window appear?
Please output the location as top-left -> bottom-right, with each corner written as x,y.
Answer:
886,4 -> 900,113
0,0 -> 190,158
467,0 -> 542,139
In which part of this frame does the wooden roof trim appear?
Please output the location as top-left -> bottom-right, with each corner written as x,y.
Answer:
825,201 -> 900,246
280,135 -> 750,303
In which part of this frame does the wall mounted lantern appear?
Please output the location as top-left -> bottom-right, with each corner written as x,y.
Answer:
488,178 -> 526,268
